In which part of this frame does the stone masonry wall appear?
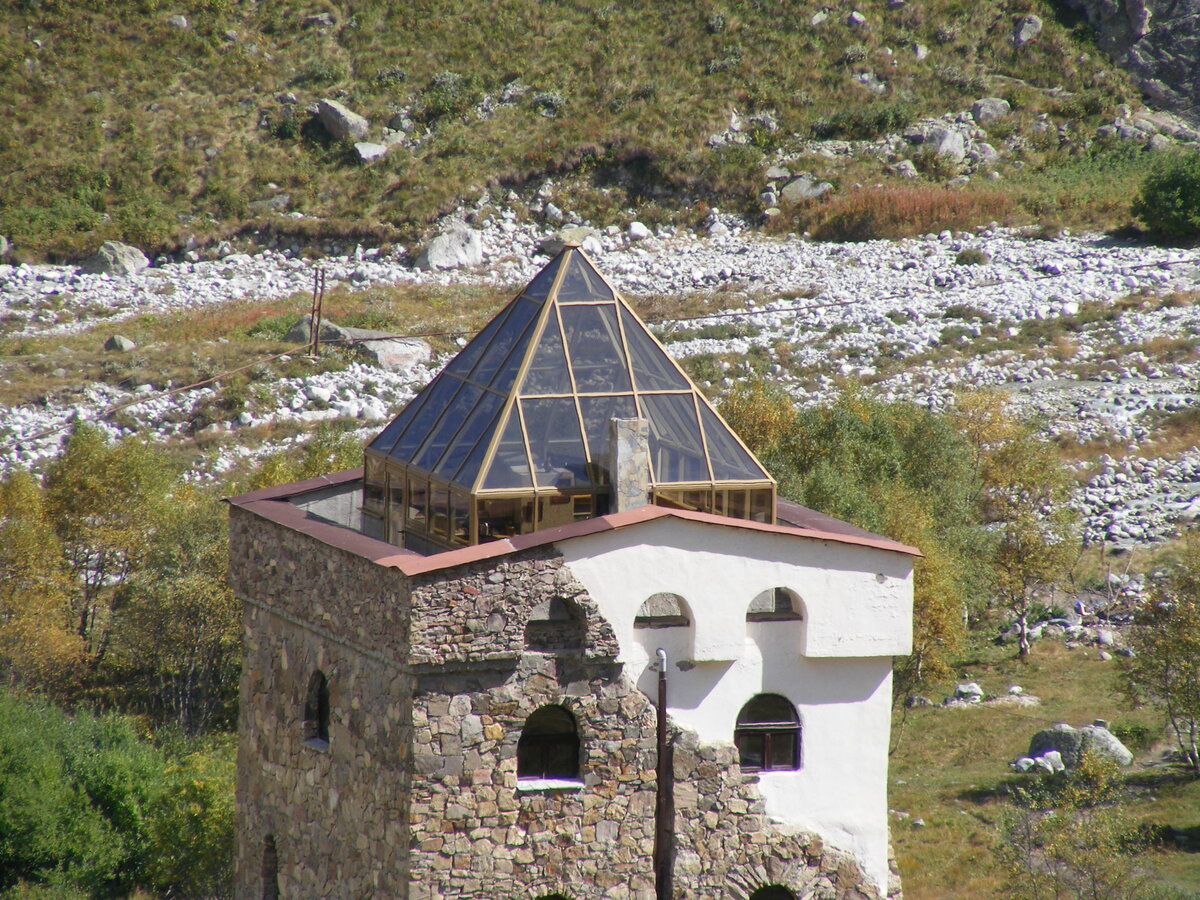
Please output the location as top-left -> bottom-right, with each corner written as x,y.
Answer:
229,507 -> 414,899
231,515 -> 895,900
404,552 -> 886,900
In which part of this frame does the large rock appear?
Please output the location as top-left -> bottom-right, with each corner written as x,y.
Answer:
779,176 -> 834,204
285,315 -> 431,372
317,99 -> 369,141
971,97 -> 1012,124
1012,14 -> 1043,46
78,241 -> 150,276
1028,721 -> 1133,768
924,125 -> 967,162
354,141 -> 388,162
415,226 -> 484,270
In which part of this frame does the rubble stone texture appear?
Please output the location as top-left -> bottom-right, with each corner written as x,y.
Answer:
229,508 -> 895,900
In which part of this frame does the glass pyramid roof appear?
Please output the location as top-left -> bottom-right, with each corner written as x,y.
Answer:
367,246 -> 773,494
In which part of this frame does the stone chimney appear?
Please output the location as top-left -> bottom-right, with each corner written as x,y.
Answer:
609,417 -> 650,513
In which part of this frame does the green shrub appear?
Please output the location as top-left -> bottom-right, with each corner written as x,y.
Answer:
955,248 -> 991,265
414,71 -> 480,122
1132,151 -> 1200,240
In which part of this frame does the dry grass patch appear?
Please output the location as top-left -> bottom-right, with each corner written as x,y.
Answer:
769,185 -> 1015,242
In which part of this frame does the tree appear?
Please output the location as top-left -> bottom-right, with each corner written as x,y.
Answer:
43,424 -> 175,672
954,392 -> 1079,658
1132,149 -> 1200,240
1120,532 -> 1200,775
0,470 -> 79,694
997,753 -> 1155,900
118,486 -> 241,736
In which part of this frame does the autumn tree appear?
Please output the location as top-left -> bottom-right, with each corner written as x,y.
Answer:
1121,532 -> 1200,775
43,424 -> 174,671
970,404 -> 1079,659
119,485 -> 241,735
0,470 -> 80,694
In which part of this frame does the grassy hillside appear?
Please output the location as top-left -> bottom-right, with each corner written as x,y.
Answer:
0,0 -> 1148,260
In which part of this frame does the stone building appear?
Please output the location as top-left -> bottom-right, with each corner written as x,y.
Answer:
228,247 -> 916,900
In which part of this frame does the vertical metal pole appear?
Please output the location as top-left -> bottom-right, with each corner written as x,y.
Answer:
654,648 -> 673,900
308,268 -> 319,353
314,268 -> 326,355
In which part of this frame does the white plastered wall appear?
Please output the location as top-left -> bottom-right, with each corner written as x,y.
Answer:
556,517 -> 914,895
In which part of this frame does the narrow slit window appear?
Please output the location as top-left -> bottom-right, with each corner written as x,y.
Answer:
304,671 -> 330,748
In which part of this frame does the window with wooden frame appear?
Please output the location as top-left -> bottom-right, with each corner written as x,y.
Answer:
517,705 -> 580,781
734,694 -> 800,772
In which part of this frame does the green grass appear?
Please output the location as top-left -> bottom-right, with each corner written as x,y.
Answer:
0,0 -> 1149,261
891,638 -> 1200,900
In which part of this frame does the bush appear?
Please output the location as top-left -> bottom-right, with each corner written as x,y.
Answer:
413,71 -> 480,122
955,248 -> 991,265
1132,151 -> 1200,240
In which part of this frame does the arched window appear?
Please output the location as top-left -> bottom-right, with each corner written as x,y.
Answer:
735,694 -> 800,772
517,705 -> 580,780
749,887 -> 796,900
262,835 -> 279,900
304,670 -> 330,748
746,587 -> 803,622
526,597 -> 584,651
634,592 -> 690,628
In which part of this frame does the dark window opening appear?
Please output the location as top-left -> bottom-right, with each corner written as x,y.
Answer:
634,592 -> 690,628
749,887 -> 796,900
525,597 -> 585,652
735,694 -> 800,772
262,835 -> 279,900
304,670 -> 330,748
747,587 -> 803,622
518,705 -> 580,780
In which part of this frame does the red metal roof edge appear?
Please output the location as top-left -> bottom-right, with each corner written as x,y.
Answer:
228,475 -> 920,578
226,467 -> 364,505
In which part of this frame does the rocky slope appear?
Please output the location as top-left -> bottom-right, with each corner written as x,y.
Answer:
2,209 -> 1198,549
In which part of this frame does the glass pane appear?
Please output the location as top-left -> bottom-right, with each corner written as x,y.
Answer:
408,477 -> 428,533
737,694 -> 798,726
522,397 -> 589,489
478,498 -> 522,542
482,406 -> 533,489
433,388 -> 505,479
521,253 -> 565,303
431,486 -> 450,537
440,298 -> 513,379
750,489 -> 773,523
620,306 -> 691,391
728,490 -> 747,519
641,393 -> 709,484
452,421 -> 495,489
699,403 -> 770,481
520,314 -> 572,396
451,492 -> 470,545
410,383 -> 483,472
469,297 -> 540,386
368,392 -> 424,454
769,732 -> 797,770
561,304 -> 632,393
578,394 -> 637,477
735,732 -> 764,770
388,476 -> 405,534
556,253 -> 614,303
389,374 -> 465,461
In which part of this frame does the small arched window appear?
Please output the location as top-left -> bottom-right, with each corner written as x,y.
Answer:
746,587 -> 803,622
304,670 -> 330,748
749,888 -> 796,900
262,835 -> 279,900
517,705 -> 580,781
735,694 -> 800,772
634,592 -> 690,628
